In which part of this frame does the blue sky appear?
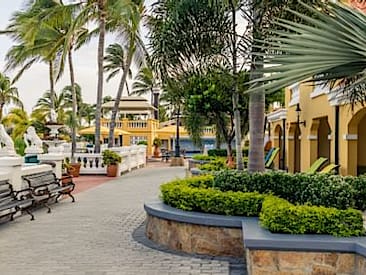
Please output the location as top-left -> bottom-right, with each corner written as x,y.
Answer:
0,0 -> 150,113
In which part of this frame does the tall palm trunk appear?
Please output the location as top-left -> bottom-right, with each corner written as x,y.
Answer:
94,0 -> 106,153
68,50 -> 77,162
49,60 -> 55,109
230,2 -> 244,170
108,50 -> 133,147
248,54 -> 265,172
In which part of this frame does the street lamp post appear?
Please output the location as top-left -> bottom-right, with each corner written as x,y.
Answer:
174,109 -> 181,157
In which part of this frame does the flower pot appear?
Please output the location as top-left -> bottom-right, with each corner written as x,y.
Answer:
68,163 -> 81,177
107,164 -> 118,177
153,146 -> 161,158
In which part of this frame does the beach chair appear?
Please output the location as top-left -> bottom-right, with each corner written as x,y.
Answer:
265,147 -> 280,169
306,157 -> 328,173
264,148 -> 275,164
319,163 -> 339,174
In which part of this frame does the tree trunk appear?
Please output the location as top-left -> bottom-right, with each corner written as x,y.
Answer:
68,51 -> 77,162
49,60 -> 55,109
108,50 -> 133,148
94,0 -> 106,153
248,57 -> 265,172
230,3 -> 244,170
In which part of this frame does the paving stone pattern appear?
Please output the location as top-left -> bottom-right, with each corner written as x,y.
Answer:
0,167 -> 246,275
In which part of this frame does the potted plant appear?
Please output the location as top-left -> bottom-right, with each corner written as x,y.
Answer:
102,150 -> 122,177
64,157 -> 81,177
153,137 -> 162,158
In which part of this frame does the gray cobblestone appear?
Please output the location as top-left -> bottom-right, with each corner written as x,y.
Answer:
0,167 -> 246,275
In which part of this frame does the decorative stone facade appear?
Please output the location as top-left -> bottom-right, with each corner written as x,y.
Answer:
246,250 -> 366,275
145,214 -> 243,257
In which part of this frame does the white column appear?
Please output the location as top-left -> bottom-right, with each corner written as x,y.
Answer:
0,156 -> 23,190
38,154 -> 65,178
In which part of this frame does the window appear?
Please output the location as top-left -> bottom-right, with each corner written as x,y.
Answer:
288,83 -> 300,106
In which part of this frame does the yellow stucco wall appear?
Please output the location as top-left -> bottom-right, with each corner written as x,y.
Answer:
270,81 -> 366,176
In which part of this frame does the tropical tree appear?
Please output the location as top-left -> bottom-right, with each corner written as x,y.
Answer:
1,0 -> 66,108
104,43 -> 132,95
78,103 -> 96,126
249,2 -> 366,105
183,68 -> 249,160
132,66 -> 157,104
32,90 -> 69,124
0,73 -> 23,121
107,0 -> 146,147
2,108 -> 32,140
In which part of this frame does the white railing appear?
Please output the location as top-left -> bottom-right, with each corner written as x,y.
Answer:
74,145 -> 147,175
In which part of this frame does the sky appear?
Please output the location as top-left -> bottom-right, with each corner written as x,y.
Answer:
0,0 -> 153,114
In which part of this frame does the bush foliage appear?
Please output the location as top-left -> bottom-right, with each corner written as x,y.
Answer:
160,173 -> 366,237
260,196 -> 365,237
213,170 -> 359,210
160,176 -> 265,216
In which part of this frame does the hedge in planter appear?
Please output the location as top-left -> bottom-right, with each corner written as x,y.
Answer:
160,176 -> 265,216
212,170 -> 357,210
260,196 -> 365,237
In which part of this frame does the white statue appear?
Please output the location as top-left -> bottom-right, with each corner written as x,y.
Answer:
0,124 -> 16,156
24,126 -> 43,154
50,109 -> 57,123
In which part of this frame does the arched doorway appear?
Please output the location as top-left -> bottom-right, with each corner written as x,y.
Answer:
347,108 -> 366,175
317,117 -> 331,162
274,125 -> 283,169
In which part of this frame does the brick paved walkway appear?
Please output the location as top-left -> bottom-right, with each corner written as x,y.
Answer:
0,166 -> 245,275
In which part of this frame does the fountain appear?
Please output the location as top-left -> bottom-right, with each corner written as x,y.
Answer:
43,109 -> 65,154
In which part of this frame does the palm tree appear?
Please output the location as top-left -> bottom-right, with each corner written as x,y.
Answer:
78,103 -> 96,126
250,2 -> 366,103
32,90 -> 69,124
104,43 -> 133,96
2,108 -> 32,140
132,66 -> 156,104
0,73 -> 23,121
1,0 -> 62,108
107,1 -> 146,147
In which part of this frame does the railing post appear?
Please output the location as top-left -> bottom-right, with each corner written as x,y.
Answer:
0,156 -> 23,190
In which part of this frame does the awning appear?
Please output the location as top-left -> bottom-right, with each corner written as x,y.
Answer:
79,126 -> 131,136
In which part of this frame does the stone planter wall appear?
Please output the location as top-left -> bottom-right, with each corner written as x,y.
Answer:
145,201 -> 366,274
146,214 -> 243,257
246,250 -> 366,275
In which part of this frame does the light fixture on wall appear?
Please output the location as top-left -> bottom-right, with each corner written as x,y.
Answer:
295,103 -> 306,127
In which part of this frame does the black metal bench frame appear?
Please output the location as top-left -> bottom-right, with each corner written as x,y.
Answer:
22,171 -> 75,213
0,180 -> 34,221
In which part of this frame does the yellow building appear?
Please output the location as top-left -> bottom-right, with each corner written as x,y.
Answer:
267,82 -> 366,176
101,96 -> 216,156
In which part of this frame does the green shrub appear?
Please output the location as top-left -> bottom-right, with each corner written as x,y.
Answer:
102,150 -> 122,165
260,196 -> 365,237
160,176 -> 265,216
344,175 -> 366,210
208,149 -> 227,157
199,158 -> 227,171
137,140 -> 148,145
212,171 -> 356,210
192,154 -> 216,161
207,148 -> 249,157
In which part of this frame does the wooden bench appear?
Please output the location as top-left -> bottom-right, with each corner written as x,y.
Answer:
22,171 -> 75,213
0,180 -> 34,221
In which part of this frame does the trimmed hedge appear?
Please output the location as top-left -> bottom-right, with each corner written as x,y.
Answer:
260,196 -> 365,237
199,158 -> 227,171
160,176 -> 365,237
160,176 -> 265,216
212,170 -> 357,210
208,148 -> 249,157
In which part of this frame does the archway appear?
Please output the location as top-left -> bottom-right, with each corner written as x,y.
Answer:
317,117 -> 331,163
274,125 -> 283,169
347,108 -> 366,175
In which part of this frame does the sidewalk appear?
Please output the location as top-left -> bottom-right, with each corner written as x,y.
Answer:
0,166 -> 245,275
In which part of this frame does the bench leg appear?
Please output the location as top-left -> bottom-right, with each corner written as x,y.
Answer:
43,203 -> 51,213
24,209 -> 35,221
68,193 -> 75,203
